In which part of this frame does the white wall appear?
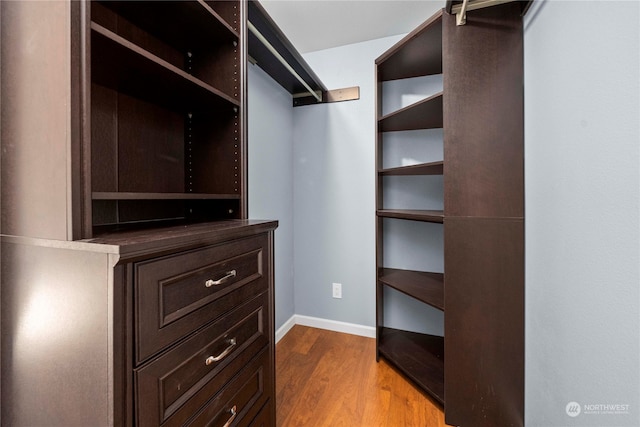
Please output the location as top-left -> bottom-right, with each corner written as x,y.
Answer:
247,63 -> 295,330
524,1 -> 639,426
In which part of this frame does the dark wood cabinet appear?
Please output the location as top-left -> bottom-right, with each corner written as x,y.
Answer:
1,1 -> 277,426
1,221 -> 277,426
375,5 -> 525,426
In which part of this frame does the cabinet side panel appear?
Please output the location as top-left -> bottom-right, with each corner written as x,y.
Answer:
0,1 -> 72,240
443,5 -> 524,218
1,241 -> 112,426
444,217 -> 524,427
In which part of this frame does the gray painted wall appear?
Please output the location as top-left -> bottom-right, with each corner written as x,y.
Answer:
292,36 -> 446,334
524,1 -> 639,425
292,36 -> 402,328
247,63 -> 295,330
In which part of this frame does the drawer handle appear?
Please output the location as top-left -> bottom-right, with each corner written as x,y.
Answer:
205,338 -> 237,365
205,270 -> 237,287
222,405 -> 237,427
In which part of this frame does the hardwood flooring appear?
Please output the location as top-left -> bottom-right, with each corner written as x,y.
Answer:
276,325 -> 449,427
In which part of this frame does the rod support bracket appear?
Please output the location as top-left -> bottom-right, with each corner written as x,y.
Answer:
456,0 -> 469,25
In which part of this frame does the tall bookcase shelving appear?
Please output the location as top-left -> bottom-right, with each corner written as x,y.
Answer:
375,10 -> 446,406
375,5 -> 526,426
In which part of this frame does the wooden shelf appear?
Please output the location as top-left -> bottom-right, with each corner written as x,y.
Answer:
378,328 -> 444,405
91,23 -> 238,113
379,161 -> 443,176
93,192 -> 241,201
379,268 -> 444,311
96,0 -> 238,49
377,209 -> 444,223
378,92 -> 443,132
376,10 -> 442,81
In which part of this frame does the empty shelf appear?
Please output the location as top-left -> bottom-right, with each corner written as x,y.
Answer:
379,161 -> 443,176
379,92 -> 443,132
377,209 -> 444,223
91,23 -> 238,113
379,268 -> 444,311
93,192 -> 241,201
378,328 -> 444,405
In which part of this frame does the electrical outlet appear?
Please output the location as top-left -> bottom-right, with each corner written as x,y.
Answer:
332,283 -> 342,299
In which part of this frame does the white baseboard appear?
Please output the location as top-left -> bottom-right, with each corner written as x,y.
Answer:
275,314 -> 376,343
275,315 -> 297,343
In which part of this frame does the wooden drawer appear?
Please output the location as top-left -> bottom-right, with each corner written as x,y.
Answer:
135,234 -> 269,362
247,401 -> 273,427
136,292 -> 270,427
185,353 -> 272,427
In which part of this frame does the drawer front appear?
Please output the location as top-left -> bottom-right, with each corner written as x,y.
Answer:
185,353 -> 272,427
247,401 -> 273,427
136,234 -> 269,362
136,293 -> 270,427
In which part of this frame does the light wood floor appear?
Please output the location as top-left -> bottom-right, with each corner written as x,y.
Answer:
276,325 -> 449,427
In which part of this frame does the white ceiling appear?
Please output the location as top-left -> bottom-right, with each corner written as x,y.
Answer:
260,0 -> 445,53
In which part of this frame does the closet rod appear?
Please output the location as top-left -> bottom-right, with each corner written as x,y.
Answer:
450,0 -> 516,25
248,21 -> 322,103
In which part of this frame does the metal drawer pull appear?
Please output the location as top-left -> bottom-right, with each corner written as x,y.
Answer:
205,338 -> 237,365
205,270 -> 237,287
222,405 -> 237,427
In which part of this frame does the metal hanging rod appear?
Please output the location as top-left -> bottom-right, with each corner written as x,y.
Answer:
451,0 -> 517,25
248,21 -> 323,103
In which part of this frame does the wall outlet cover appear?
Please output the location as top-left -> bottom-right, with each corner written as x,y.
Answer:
332,283 -> 342,299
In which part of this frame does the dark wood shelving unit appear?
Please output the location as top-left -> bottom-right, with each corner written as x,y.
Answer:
379,161 -> 443,176
379,268 -> 444,310
376,4 -> 526,426
378,328 -> 444,405
375,9 -> 445,408
89,0 -> 247,235
378,92 -> 443,132
377,209 -> 444,223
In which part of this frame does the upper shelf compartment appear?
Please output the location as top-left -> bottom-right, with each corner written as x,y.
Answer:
91,23 -> 239,113
376,10 -> 442,81
91,1 -> 241,102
